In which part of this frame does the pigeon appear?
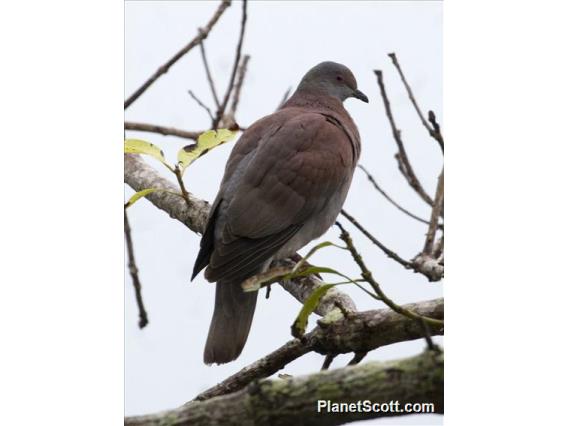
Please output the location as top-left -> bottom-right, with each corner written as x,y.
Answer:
192,61 -> 368,364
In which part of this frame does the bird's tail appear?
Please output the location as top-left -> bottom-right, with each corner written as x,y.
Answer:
204,279 -> 258,365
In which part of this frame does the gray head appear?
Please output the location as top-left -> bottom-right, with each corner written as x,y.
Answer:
297,61 -> 368,103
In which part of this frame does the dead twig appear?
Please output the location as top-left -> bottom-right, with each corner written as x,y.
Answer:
335,222 -> 442,327
187,89 -> 215,121
388,52 -> 444,151
428,110 -> 444,152
212,0 -> 248,129
340,210 -> 413,269
124,122 -> 201,141
374,69 -> 434,207
199,40 -> 221,109
124,211 -> 149,329
124,0 -> 231,109
357,164 -> 437,227
423,169 -> 444,254
228,54 -> 250,120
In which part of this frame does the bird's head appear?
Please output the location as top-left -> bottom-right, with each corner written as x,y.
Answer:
298,61 -> 368,103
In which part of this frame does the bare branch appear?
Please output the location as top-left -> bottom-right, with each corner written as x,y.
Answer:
374,69 -> 434,207
357,164 -> 435,227
428,110 -> 444,152
187,89 -> 215,121
124,0 -> 231,109
193,338 -> 310,402
126,350 -> 443,426
335,222 -> 443,327
423,169 -> 444,254
228,54 -> 250,119
339,210 -> 413,269
124,122 -> 201,141
212,0 -> 248,129
388,52 -> 444,151
124,211 -> 149,329
199,40 -> 221,109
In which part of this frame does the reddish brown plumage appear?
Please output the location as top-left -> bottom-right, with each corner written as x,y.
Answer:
192,61 -> 366,364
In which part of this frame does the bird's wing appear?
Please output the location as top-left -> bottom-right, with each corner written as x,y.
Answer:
203,111 -> 357,283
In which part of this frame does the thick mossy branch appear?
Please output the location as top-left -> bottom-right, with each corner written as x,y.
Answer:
125,350 -> 443,426
193,298 -> 443,402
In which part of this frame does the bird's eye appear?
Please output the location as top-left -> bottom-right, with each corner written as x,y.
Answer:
336,76 -> 343,82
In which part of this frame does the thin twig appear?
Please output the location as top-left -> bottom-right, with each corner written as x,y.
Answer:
174,166 -> 192,207
357,164 -> 437,227
428,110 -> 444,152
124,211 -> 149,329
423,169 -> 444,254
228,54 -> 250,118
124,0 -> 231,109
374,69 -> 434,207
388,52 -> 444,152
335,222 -> 443,327
212,0 -> 248,129
187,89 -> 215,121
124,122 -> 201,141
340,210 -> 413,269
199,40 -> 221,109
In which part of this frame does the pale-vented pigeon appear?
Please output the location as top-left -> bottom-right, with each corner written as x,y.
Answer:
192,61 -> 368,364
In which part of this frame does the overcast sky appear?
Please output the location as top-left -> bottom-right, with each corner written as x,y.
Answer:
125,1 -> 443,424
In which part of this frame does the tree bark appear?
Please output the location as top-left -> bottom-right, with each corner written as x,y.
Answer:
194,298 -> 443,401
125,350 -> 443,426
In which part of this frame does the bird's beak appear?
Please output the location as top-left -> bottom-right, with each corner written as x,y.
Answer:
352,89 -> 369,103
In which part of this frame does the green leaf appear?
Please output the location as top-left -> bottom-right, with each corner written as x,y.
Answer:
125,139 -> 172,170
177,129 -> 236,173
291,284 -> 337,338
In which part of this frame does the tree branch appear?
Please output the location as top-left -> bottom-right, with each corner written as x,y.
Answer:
187,89 -> 215,122
374,69 -> 434,207
388,52 -> 444,151
423,168 -> 444,254
193,298 -> 443,402
357,164 -> 435,227
124,122 -> 201,141
335,222 -> 443,327
339,210 -> 413,269
199,40 -> 221,109
212,0 -> 248,129
124,211 -> 149,329
124,0 -> 231,109
126,350 -> 443,426
227,54 -> 250,122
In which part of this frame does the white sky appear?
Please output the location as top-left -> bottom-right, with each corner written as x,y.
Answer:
125,1 -> 443,424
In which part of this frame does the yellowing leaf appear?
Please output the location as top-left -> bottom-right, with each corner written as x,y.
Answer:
124,188 -> 183,209
125,139 -> 172,170
177,129 -> 236,173
291,284 -> 337,338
